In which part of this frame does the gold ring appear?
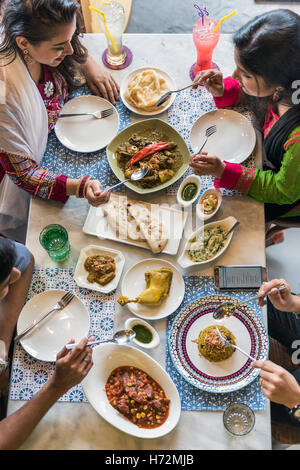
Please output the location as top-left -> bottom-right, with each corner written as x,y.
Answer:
259,378 -> 264,386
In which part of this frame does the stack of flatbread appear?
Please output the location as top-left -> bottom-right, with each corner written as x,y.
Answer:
102,197 -> 169,254
124,69 -> 170,112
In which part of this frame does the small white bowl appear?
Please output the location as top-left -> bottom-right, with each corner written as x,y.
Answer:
74,245 -> 125,294
177,175 -> 201,208
196,188 -> 222,221
125,317 -> 160,349
177,216 -> 238,269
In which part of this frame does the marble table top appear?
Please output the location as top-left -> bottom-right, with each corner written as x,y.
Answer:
7,34 -> 271,450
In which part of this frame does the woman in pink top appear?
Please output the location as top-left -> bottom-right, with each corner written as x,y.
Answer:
190,9 -> 300,223
0,0 -> 118,236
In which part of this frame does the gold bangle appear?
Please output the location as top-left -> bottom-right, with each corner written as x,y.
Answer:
75,177 -> 84,198
83,177 -> 92,198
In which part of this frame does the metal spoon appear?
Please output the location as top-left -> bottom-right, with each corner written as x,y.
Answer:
215,327 -> 256,362
65,329 -> 136,350
223,221 -> 240,239
213,284 -> 286,320
108,166 -> 149,191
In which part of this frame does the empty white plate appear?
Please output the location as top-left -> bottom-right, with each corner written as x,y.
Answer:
55,95 -> 119,152
17,290 -> 90,362
189,109 -> 256,164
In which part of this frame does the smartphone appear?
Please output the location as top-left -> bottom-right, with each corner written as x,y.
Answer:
214,265 -> 267,291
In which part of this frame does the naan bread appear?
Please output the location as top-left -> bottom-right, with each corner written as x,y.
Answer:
127,203 -> 169,253
125,69 -> 170,111
103,199 -> 145,241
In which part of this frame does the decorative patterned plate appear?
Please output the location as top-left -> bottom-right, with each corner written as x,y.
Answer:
168,295 -> 268,393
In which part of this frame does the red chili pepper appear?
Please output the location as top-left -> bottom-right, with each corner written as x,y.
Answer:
128,142 -> 169,167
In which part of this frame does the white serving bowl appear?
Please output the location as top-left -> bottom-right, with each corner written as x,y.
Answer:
196,188 -> 222,221
74,245 -> 125,293
82,343 -> 181,438
125,317 -> 160,349
176,174 -> 201,208
177,216 -> 238,268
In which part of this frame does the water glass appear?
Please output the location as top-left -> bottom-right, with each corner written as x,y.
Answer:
39,224 -> 70,262
223,403 -> 255,436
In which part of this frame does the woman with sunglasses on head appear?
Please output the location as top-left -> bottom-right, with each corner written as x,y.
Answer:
0,0 -> 118,238
190,9 -> 300,227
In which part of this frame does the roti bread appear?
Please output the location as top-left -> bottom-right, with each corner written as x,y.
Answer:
127,203 -> 169,253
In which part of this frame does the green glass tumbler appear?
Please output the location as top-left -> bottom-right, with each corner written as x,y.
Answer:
39,224 -> 70,261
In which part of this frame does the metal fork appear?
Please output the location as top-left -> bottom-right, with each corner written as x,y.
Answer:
14,291 -> 75,343
155,73 -> 219,107
59,108 -> 114,119
193,125 -> 217,157
215,327 -> 256,362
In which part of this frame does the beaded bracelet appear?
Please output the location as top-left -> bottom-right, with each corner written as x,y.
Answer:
76,176 -> 90,198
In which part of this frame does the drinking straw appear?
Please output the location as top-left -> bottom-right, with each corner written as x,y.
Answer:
89,5 -> 118,52
194,4 -> 209,26
214,10 -> 238,32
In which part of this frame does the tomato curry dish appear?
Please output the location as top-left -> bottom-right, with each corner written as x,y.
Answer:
105,366 -> 170,428
115,129 -> 183,189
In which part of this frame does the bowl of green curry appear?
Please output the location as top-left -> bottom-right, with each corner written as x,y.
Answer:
106,119 -> 190,194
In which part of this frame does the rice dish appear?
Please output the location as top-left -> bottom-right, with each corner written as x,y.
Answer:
197,325 -> 236,362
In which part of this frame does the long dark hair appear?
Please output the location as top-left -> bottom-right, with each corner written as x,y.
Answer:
0,238 -> 16,284
233,9 -> 300,124
0,0 -> 88,90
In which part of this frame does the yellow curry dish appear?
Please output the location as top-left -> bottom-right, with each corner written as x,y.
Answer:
187,225 -> 227,263
195,325 -> 236,362
84,255 -> 116,286
115,129 -> 183,189
118,268 -> 173,307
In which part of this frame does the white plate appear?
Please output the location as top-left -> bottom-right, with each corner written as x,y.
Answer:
17,290 -> 90,362
83,199 -> 188,256
120,66 -> 176,116
74,245 -> 125,294
82,343 -> 181,438
55,95 -> 119,152
177,216 -> 238,269
120,259 -> 185,320
189,109 -> 256,164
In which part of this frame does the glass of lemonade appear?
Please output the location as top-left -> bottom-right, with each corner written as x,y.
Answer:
39,224 -> 70,262
192,17 -> 220,76
223,403 -> 255,436
98,0 -> 126,66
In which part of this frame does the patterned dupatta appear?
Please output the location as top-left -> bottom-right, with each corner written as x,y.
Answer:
0,52 -> 48,232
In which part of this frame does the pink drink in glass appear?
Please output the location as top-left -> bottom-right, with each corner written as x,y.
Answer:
193,17 -> 220,76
